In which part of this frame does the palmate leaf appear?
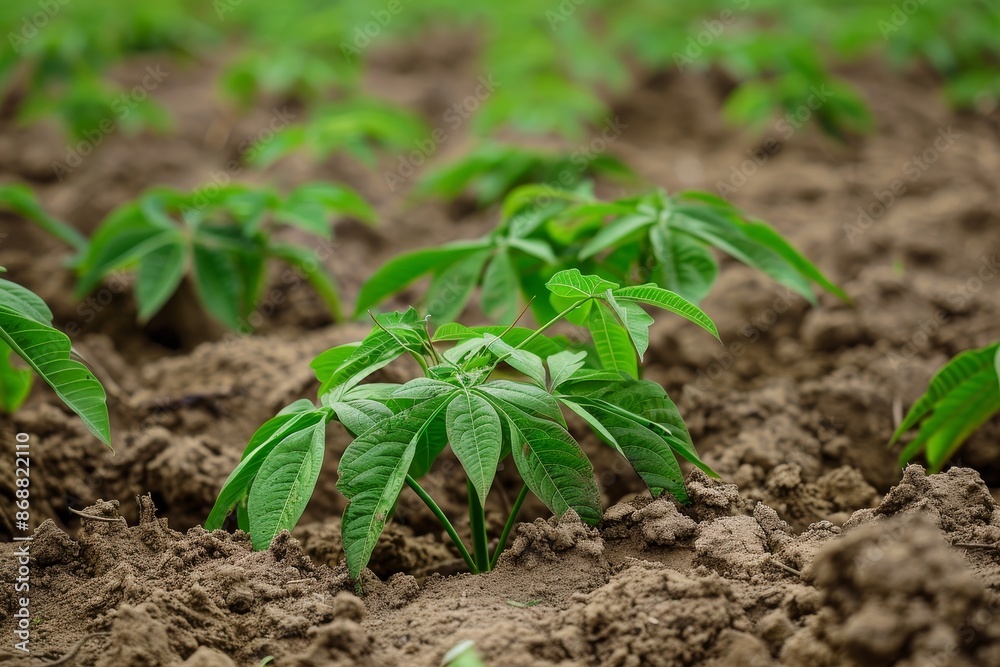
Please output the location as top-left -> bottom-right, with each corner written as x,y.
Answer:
612,284 -> 719,340
0,340 -> 33,414
481,250 -> 520,325
192,242 -> 245,330
447,390 -> 503,508
893,342 -> 1000,471
338,392 -> 455,579
559,397 -> 688,502
426,250 -> 492,324
135,239 -> 186,322
588,305 -> 638,378
0,282 -> 110,446
354,241 -> 492,316
206,408 -> 326,530
485,395 -> 602,525
648,225 -> 718,305
671,206 -> 819,304
247,416 -> 327,550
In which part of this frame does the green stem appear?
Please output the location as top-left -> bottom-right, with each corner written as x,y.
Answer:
513,299 -> 586,352
490,484 -> 529,570
405,475 -> 477,573
468,481 -> 491,572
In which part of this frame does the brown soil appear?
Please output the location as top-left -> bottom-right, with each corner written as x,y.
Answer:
1,36 -> 999,667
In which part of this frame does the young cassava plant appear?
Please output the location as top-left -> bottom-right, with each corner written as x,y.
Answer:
76,182 -> 374,329
207,268 -> 719,578
357,184 -> 848,329
891,340 -> 1000,472
0,267 -> 110,445
412,142 -> 634,209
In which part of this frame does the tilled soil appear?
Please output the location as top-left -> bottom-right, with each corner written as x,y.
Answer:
0,40 -> 998,667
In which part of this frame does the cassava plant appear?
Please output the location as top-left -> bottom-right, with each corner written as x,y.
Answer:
76,182 -> 374,329
357,184 -> 848,330
891,340 -> 1000,472
207,268 -> 719,578
413,143 -> 634,209
0,267 -> 110,445
0,184 -> 88,255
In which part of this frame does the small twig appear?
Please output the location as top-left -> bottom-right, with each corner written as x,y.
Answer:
283,578 -> 314,585
953,542 -> 999,550
68,508 -> 126,525
23,633 -> 110,666
768,557 -> 802,577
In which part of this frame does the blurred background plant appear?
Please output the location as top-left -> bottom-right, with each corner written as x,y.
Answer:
2,0 -> 996,150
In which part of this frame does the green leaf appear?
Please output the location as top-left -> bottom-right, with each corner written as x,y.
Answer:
740,220 -> 849,302
578,214 -> 654,259
559,396 -> 687,502
481,250 -> 520,325
672,207 -> 817,304
893,342 -> 1000,471
477,380 -> 565,424
192,243 -> 244,330
135,239 -> 186,322
426,251 -> 491,324
354,241 -> 491,316
547,350 -> 588,391
329,399 -> 393,437
605,295 -> 654,360
338,392 -> 454,579
892,343 -> 999,443
247,416 -> 326,549
432,324 -> 564,358
546,269 -> 618,300
488,398 -> 601,525
207,410 -> 326,529
612,284 -> 719,340
0,290 -> 110,446
310,343 -> 361,384
507,237 -> 557,264
448,390 -> 503,507
0,340 -> 33,413
588,305 -> 638,378
0,184 -> 87,252
483,334 -> 547,387
649,226 -> 718,305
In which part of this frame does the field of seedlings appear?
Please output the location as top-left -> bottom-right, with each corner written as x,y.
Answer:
1,1 -> 999,665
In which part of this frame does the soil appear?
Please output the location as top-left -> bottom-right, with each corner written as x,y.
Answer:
1,36 -> 999,667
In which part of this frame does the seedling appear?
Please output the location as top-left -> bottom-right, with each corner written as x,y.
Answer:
250,100 -> 427,168
207,268 -> 719,578
76,183 -> 374,329
0,268 -> 110,445
413,143 -> 634,209
357,185 -> 847,328
891,341 -> 1000,472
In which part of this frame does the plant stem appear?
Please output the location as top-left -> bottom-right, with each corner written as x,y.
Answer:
468,481 -> 491,572
490,484 -> 529,570
514,299 -> 586,351
405,475 -> 477,573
